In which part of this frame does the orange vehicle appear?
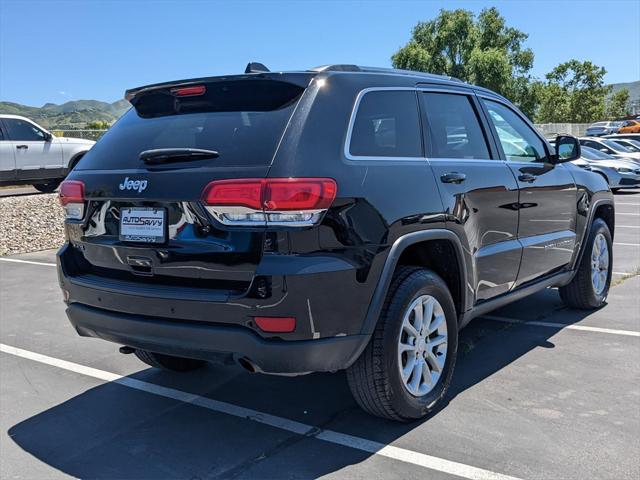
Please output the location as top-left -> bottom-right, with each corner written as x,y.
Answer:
618,120 -> 640,133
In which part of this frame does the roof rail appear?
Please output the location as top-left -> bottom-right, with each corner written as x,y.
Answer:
309,64 -> 463,82
310,64 -> 361,72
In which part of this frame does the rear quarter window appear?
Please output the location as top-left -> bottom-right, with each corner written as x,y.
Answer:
347,90 -> 422,158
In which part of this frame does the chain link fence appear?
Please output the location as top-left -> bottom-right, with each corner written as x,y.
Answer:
534,123 -> 590,137
51,130 -> 108,141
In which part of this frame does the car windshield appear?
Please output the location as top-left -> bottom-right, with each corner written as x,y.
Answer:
590,122 -> 606,127
620,140 -> 640,152
601,139 -> 633,152
581,146 -> 614,160
76,79 -> 305,170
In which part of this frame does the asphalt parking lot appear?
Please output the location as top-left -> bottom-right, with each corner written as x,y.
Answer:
1,191 -> 638,480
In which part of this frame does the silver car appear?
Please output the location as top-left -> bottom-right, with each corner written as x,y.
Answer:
575,146 -> 640,191
584,121 -> 623,136
579,137 -> 640,164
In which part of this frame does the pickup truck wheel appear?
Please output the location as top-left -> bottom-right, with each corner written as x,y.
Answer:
134,349 -> 206,372
33,180 -> 61,193
559,218 -> 612,309
346,267 -> 458,421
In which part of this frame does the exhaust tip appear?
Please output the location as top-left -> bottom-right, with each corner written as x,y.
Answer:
237,357 -> 258,373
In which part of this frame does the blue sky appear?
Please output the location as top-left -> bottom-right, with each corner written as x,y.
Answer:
1,0 -> 639,106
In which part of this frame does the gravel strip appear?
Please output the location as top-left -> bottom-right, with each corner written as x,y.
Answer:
0,194 -> 65,256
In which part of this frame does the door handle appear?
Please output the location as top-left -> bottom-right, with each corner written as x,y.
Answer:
518,173 -> 536,183
16,145 -> 28,150
440,172 -> 466,184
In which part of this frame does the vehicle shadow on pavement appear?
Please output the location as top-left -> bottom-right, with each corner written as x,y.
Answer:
7,289 -> 595,478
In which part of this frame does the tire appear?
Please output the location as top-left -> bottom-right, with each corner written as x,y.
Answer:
346,267 -> 458,421
559,218 -> 612,309
33,180 -> 61,193
134,349 -> 206,372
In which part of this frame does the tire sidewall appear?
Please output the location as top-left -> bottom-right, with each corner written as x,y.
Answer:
382,272 -> 458,419
584,218 -> 613,306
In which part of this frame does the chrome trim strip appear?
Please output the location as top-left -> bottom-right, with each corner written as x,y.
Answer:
343,87 -> 425,162
344,86 -> 477,162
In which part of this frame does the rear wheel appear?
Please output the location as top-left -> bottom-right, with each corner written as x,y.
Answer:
33,180 -> 61,193
134,349 -> 206,372
560,218 -> 612,309
346,267 -> 458,421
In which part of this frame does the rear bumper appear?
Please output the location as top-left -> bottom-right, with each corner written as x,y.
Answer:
57,242 -> 377,373
66,303 -> 368,374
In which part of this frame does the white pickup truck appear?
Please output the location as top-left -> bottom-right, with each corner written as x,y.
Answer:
0,115 -> 95,192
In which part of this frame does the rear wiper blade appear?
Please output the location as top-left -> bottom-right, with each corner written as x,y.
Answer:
140,148 -> 219,165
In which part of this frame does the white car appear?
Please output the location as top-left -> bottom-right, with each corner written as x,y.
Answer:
0,115 -> 95,192
574,146 -> 640,191
578,137 -> 640,165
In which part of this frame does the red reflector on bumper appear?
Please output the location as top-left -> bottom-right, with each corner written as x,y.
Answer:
254,316 -> 296,333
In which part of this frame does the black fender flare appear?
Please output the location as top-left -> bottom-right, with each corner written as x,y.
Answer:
359,229 -> 468,336
561,196 -> 615,285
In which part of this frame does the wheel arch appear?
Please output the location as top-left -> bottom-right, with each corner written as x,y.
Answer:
567,197 -> 615,278
360,230 -> 468,336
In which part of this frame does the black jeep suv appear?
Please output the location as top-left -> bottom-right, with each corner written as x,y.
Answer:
57,64 -> 614,421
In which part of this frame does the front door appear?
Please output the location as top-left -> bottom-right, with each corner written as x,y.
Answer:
0,122 -> 16,182
419,89 -> 521,303
3,117 -> 63,180
480,99 -> 577,287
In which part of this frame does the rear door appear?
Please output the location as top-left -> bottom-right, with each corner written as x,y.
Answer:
3,118 -> 63,179
0,121 -> 16,181
64,78 -> 307,292
419,89 -> 521,302
480,98 -> 577,287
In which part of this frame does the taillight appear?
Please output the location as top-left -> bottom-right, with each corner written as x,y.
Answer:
201,178 -> 337,226
171,85 -> 206,97
58,180 -> 85,220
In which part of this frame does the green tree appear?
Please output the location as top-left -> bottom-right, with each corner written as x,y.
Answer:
86,120 -> 111,130
537,60 -> 610,123
392,7 -> 537,117
605,89 -> 630,120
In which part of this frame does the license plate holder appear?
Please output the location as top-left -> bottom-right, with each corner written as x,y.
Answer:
119,207 -> 166,244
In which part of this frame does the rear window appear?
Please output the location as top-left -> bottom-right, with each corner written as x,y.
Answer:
348,90 -> 422,158
76,80 -> 304,170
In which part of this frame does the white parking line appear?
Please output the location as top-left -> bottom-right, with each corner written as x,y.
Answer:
483,315 -> 640,337
0,258 -> 56,267
616,225 -> 640,229
614,242 -> 639,246
0,343 -> 521,480
616,213 -> 640,216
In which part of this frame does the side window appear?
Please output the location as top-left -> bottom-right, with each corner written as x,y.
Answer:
483,100 -> 548,163
4,118 -> 46,142
420,92 -> 490,159
586,141 -> 611,154
349,90 -> 422,158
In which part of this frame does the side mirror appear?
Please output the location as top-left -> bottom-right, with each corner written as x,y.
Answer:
552,135 -> 581,163
43,132 -> 53,142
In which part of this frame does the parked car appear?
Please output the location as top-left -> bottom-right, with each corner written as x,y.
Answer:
576,146 -> 640,191
0,115 -> 95,192
605,133 -> 640,142
57,64 -> 614,421
584,121 -> 623,136
610,138 -> 640,153
617,119 -> 640,134
579,136 -> 640,164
